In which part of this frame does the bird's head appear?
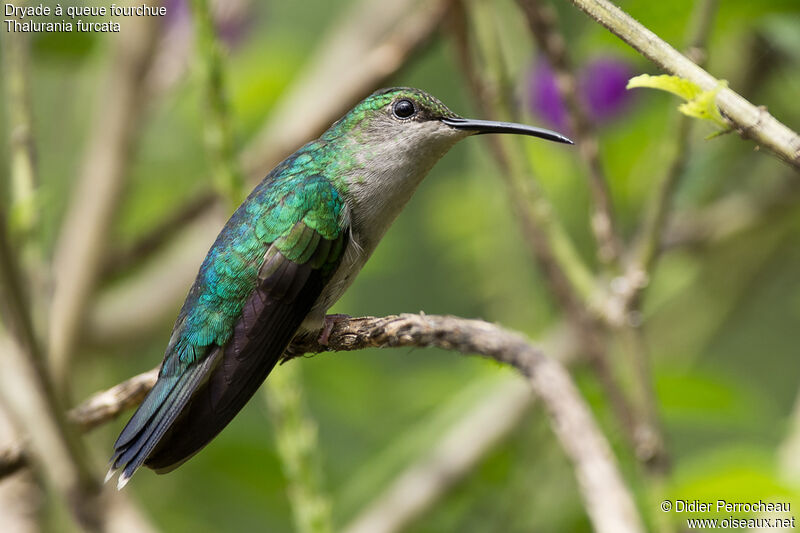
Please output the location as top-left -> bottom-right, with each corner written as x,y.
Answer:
320,87 -> 572,232
323,87 -> 572,162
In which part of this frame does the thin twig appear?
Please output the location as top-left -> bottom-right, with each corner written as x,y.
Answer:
0,212 -> 42,380
628,1 -> 719,469
512,2 -> 667,462
0,439 -> 26,479
449,0 -> 641,455
1,29 -> 102,527
1,10 -> 158,531
447,0 -> 594,313
48,8 -> 163,395
565,0 -> 800,169
629,0 -> 719,301
600,0 -> 721,473
632,116 -> 693,283
517,0 -> 624,267
0,220 -> 101,530
3,314 -> 645,533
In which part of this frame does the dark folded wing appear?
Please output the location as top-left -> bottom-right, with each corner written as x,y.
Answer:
109,186 -> 348,487
144,225 -> 346,472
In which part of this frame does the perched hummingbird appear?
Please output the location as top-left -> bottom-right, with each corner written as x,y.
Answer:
107,87 -> 571,488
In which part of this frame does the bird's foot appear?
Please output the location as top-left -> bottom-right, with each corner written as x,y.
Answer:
318,314 -> 351,346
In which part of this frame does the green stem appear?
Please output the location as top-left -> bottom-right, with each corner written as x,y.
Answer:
461,0 -> 596,306
189,0 -> 245,207
264,364 -> 334,533
565,0 -> 800,169
1,22 -> 38,236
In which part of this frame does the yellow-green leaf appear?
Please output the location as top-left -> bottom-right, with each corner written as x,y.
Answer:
677,81 -> 729,128
627,74 -> 730,132
626,74 -> 703,101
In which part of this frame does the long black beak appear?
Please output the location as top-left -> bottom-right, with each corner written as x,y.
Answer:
441,117 -> 573,145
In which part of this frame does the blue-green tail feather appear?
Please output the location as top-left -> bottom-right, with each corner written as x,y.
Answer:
109,350 -> 220,488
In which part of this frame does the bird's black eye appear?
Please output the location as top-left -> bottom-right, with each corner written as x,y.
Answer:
392,99 -> 416,119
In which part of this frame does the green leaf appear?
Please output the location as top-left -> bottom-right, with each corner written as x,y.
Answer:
627,73 -> 703,101
677,82 -> 729,128
8,190 -> 39,238
627,74 -> 730,132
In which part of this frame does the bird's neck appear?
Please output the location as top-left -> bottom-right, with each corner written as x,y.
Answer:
334,133 -> 457,252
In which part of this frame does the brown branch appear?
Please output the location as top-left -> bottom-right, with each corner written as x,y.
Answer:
0,333 -> 101,530
566,0 -> 800,169
0,440 -> 26,480
343,376 -> 533,533
1,153 -> 101,532
9,314 -> 645,533
517,0 -> 624,267
69,369 -> 160,432
340,321 -> 613,531
446,0 -> 594,315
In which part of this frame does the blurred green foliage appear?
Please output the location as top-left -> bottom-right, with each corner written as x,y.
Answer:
2,0 -> 800,531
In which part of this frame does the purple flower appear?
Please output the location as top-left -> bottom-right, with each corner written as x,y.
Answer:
579,57 -> 634,123
163,0 -> 190,26
527,54 -> 635,129
213,0 -> 256,49
528,59 -> 568,130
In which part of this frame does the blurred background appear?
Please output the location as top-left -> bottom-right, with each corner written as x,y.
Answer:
1,0 -> 799,531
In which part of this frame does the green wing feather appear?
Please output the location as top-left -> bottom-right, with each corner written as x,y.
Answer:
110,169 -> 348,486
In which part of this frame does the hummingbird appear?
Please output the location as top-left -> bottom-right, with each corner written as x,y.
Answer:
107,87 -> 571,488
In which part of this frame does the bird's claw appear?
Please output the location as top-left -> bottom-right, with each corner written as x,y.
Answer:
318,314 -> 350,346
